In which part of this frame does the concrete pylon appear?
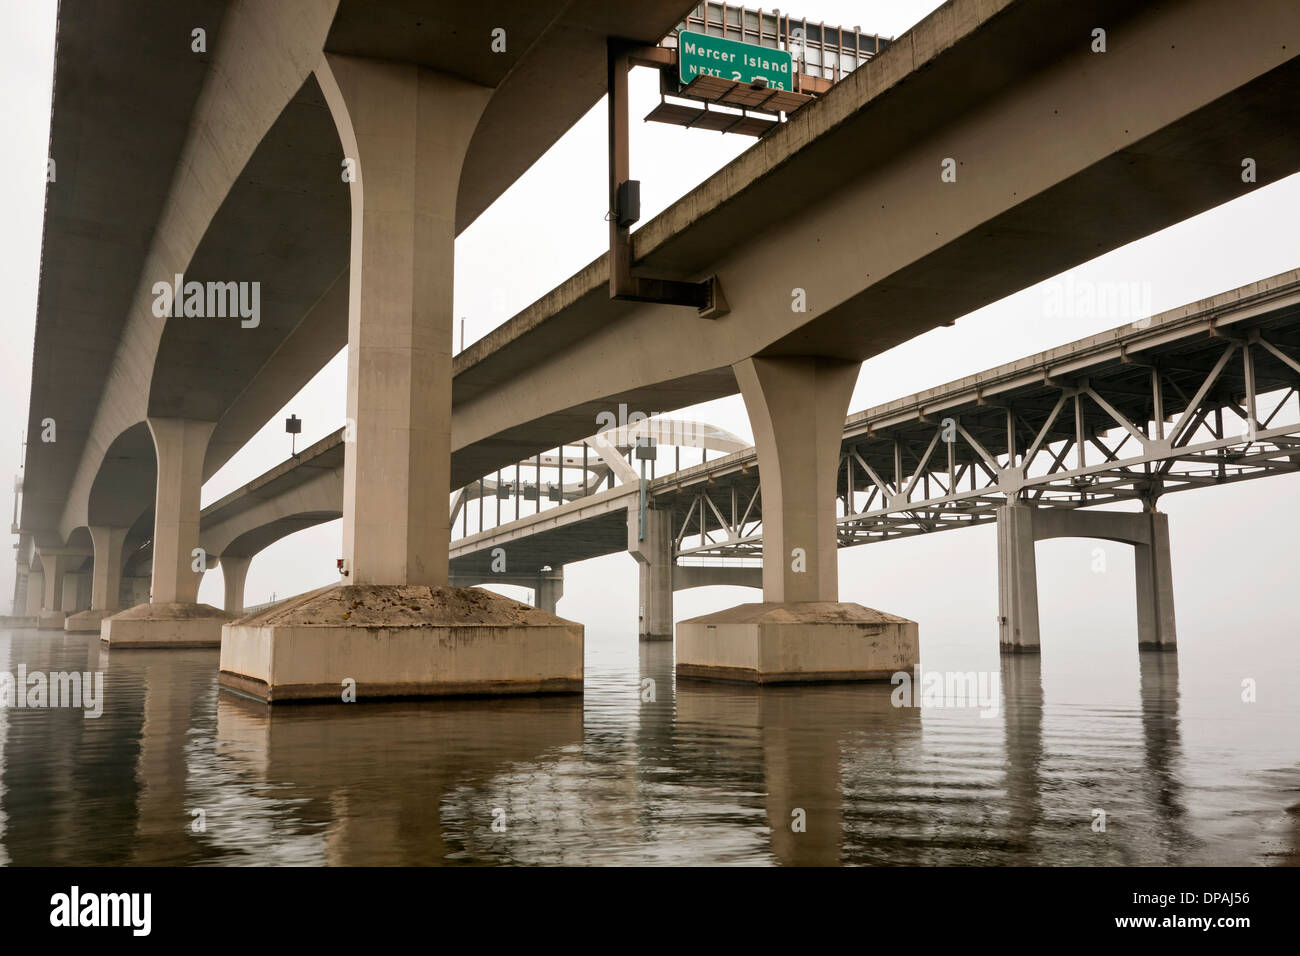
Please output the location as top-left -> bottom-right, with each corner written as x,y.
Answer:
61,572 -> 90,613
66,525 -> 129,632
677,356 -> 919,683
101,417 -> 233,647
1134,511 -> 1177,650
35,549 -> 73,629
535,567 -> 564,615
221,555 -> 252,616
997,504 -> 1041,653
736,356 -> 859,602
220,55 -> 582,703
995,504 -> 1177,653
12,564 -> 29,619
629,506 -> 673,641
25,569 -> 43,618
324,54 -> 489,588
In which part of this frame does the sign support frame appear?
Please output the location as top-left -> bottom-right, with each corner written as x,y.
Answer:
607,38 -> 728,319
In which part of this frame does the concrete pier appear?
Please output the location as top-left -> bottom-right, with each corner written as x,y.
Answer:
218,54 -> 582,702
102,418 -> 233,647
66,525 -> 128,632
677,356 -> 919,682
535,567 -> 564,615
35,548 -> 75,629
221,555 -> 252,616
996,504 -> 1177,653
630,507 -> 673,641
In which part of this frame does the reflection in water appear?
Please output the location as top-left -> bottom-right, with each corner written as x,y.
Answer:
0,625 -> 1297,865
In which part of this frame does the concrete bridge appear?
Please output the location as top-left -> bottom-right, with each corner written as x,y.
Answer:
240,269 -> 1300,648
24,267 -> 1297,662
14,0 -> 1300,698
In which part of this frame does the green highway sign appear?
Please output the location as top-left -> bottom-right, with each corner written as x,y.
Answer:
678,30 -> 793,91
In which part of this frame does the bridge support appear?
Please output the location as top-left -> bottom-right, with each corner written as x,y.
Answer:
677,356 -> 918,682
535,567 -> 564,615
997,504 -> 1041,653
35,549 -> 75,629
61,571 -> 91,615
66,525 -> 128,632
102,418 -> 233,647
996,504 -> 1177,653
630,507 -> 673,641
221,555 -> 252,616
220,55 -> 582,703
25,568 -> 43,618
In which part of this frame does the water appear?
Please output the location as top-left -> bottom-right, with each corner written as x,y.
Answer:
0,625 -> 1297,866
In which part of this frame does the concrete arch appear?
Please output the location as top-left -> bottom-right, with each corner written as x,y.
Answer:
86,422 -> 156,531
215,514 -> 343,616
200,468 -> 344,561
54,0 -> 342,547
64,526 -> 92,556
147,71 -> 349,431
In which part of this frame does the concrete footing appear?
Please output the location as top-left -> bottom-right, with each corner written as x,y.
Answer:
65,609 -> 110,633
218,584 -> 584,703
37,610 -> 67,630
676,602 -> 918,684
101,602 -> 234,648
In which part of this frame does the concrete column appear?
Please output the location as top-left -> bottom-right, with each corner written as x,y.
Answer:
997,503 -> 1041,653
25,569 -> 43,617
37,550 -> 72,628
124,576 -> 151,608
147,417 -> 216,604
12,565 -> 26,618
534,567 -> 563,615
61,573 -> 89,613
677,356 -> 917,684
101,420 -> 230,647
222,555 -> 252,615
89,526 -> 128,613
66,528 -> 127,631
732,356 -> 860,602
630,507 -> 673,640
1135,511 -> 1177,650
318,54 -> 491,586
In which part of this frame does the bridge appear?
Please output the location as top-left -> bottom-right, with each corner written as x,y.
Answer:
22,267 -> 1299,662
12,0 -> 1300,699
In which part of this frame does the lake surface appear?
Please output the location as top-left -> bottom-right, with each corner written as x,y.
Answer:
0,623 -> 1297,866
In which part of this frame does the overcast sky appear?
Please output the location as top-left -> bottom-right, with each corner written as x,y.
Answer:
2,0 -> 1297,661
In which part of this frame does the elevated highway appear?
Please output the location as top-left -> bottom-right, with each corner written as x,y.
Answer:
450,0 -> 1300,485
40,268 -> 1293,646
19,0 -> 699,626
15,0 -> 1300,693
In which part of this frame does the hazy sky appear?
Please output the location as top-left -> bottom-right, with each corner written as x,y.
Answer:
2,0 -> 1298,658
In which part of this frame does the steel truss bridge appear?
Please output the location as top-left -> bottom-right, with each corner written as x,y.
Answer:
450,269 -> 1300,571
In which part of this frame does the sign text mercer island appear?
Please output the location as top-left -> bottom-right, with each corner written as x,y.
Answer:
678,30 -> 793,91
